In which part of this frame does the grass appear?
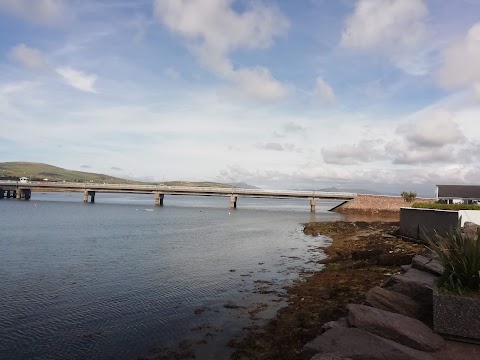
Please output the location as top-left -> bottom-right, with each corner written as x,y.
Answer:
426,227 -> 480,295
412,202 -> 480,211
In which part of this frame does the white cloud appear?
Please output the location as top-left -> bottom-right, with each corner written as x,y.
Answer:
397,109 -> 465,148
314,77 -> 335,105
9,44 -> 50,70
232,67 -> 290,101
340,0 -> 428,74
0,0 -> 67,25
322,139 -> 385,164
154,0 -> 290,101
56,67 -> 98,93
437,22 -> 480,98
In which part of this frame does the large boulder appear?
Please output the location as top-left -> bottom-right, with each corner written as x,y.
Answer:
320,317 -> 349,333
385,268 -> 439,289
412,255 -> 444,276
347,304 -> 444,351
365,286 -> 420,319
302,327 -> 434,360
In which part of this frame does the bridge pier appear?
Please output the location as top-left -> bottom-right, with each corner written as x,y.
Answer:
83,190 -> 95,203
15,189 -> 31,200
6,190 -> 11,198
310,198 -> 316,212
154,192 -> 164,206
0,189 -> 3,199
230,195 -> 237,209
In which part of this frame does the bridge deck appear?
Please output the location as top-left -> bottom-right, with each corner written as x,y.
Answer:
0,181 -> 356,200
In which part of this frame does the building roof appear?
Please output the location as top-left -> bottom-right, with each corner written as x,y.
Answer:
437,185 -> 480,199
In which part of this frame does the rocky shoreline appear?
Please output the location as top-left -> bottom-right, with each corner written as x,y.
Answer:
231,220 -> 480,360
230,221 -> 426,359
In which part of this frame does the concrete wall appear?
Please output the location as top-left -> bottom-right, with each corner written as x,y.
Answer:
400,207 -> 459,241
458,210 -> 480,226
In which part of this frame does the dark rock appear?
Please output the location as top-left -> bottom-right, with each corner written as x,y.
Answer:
424,260 -> 444,276
412,255 -> 444,276
310,353 -> 352,360
412,255 -> 430,268
401,264 -> 412,273
320,317 -> 349,333
302,327 -> 434,360
385,268 -> 438,288
347,304 -> 444,351
365,286 -> 420,319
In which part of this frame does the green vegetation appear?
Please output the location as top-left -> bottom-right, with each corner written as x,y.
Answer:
412,202 -> 480,210
426,227 -> 480,295
401,191 -> 417,202
0,162 -> 233,188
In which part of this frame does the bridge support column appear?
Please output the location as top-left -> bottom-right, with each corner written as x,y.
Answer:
0,189 -> 3,199
23,189 -> 31,200
230,195 -> 237,209
15,190 -> 20,200
310,198 -> 316,212
6,190 -> 11,198
83,190 -> 95,203
154,192 -> 164,206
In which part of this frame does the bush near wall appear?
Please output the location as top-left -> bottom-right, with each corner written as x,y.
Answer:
412,202 -> 480,211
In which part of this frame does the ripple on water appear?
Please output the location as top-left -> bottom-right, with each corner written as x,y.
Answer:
0,194 -> 341,359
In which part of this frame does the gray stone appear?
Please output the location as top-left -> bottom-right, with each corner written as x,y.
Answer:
385,268 -> 438,288
321,317 -> 349,333
347,304 -> 444,351
302,327 -> 434,360
462,222 -> 480,241
401,264 -> 413,273
365,286 -> 420,319
412,255 -> 444,276
424,260 -> 444,276
310,354 -> 352,360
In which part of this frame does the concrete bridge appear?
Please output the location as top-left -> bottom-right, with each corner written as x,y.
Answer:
0,181 -> 356,212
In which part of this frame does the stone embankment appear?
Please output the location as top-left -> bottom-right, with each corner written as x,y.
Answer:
334,195 -> 434,215
302,252 -> 480,360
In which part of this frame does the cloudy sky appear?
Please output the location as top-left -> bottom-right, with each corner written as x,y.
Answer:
1,0 -> 480,195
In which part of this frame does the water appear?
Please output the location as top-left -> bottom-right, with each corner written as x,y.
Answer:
0,193 -> 344,360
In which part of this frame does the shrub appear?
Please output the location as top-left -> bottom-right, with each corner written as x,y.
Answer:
426,227 -> 480,295
412,202 -> 480,210
401,191 -> 417,202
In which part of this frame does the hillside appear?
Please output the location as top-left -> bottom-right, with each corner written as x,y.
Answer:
0,162 -> 247,188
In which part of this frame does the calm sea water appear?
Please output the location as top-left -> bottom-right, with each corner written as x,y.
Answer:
0,192 -> 345,360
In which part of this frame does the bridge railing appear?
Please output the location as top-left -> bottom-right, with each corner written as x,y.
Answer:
0,181 -> 356,198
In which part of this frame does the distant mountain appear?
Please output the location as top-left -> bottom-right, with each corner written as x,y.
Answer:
0,162 -> 130,184
230,182 -> 258,189
0,162 -> 236,188
317,187 -> 397,196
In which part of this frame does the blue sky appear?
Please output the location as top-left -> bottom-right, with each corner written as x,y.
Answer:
1,0 -> 480,194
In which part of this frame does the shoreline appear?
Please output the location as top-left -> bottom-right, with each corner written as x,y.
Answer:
230,220 -> 426,359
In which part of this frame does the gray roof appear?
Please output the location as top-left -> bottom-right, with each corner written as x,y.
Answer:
437,185 -> 480,199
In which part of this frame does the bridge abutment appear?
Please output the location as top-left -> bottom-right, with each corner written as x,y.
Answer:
230,195 -> 237,209
154,192 -> 164,206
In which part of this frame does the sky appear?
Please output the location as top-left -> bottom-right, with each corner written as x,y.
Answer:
1,0 -> 480,195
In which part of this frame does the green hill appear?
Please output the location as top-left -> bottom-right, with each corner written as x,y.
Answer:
0,162 -> 238,188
